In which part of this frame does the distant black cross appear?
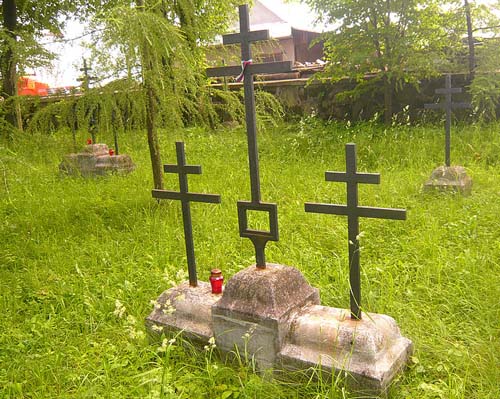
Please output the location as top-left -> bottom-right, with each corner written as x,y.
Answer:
305,144 -> 406,320
77,58 -> 94,91
206,4 -> 292,268
424,74 -> 471,167
152,142 -> 221,287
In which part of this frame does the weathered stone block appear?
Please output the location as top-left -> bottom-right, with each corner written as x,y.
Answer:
59,144 -> 135,176
424,165 -> 472,195
279,305 -> 413,395
145,264 -> 413,395
212,264 -> 320,368
146,281 -> 222,343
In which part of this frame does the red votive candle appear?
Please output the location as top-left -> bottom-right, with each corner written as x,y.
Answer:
109,148 -> 114,156
209,269 -> 224,294
86,138 -> 92,145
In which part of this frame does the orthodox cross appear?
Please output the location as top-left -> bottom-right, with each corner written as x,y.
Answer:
305,143 -> 406,320
77,58 -> 95,91
206,4 -> 292,268
152,142 -> 221,287
424,74 -> 471,167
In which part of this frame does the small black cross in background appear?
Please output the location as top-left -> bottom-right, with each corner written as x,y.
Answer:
77,58 -> 96,91
152,142 -> 221,287
206,4 -> 293,268
305,143 -> 406,320
424,74 -> 471,167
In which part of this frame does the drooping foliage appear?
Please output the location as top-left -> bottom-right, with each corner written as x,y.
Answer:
27,0 -> 283,137
0,0 -> 117,132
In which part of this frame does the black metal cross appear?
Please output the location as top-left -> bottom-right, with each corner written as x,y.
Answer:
77,58 -> 95,91
152,142 -> 221,287
305,143 -> 406,320
424,74 -> 471,167
206,4 -> 292,268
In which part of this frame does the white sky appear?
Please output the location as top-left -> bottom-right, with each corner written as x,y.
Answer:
30,20 -> 89,87
31,0 -> 498,88
31,0 -> 325,87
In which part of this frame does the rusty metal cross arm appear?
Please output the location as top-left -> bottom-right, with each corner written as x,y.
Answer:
152,190 -> 221,204
304,203 -> 405,220
222,30 -> 269,45
326,171 -> 380,185
424,102 -> 471,110
206,61 -> 293,78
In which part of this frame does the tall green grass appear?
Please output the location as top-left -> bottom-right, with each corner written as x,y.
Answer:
1,119 -> 499,398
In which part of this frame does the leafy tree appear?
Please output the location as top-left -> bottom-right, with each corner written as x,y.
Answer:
466,1 -> 500,120
303,0 -> 464,124
0,0 -> 115,133
85,0 -> 240,189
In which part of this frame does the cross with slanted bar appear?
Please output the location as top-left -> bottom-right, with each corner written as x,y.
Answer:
305,143 -> 406,320
152,141 -> 221,287
206,4 -> 292,268
424,74 -> 471,167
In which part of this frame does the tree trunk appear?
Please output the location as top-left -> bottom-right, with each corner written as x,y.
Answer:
145,83 -> 163,189
383,75 -> 393,125
464,0 -> 475,80
137,0 -> 163,189
1,0 -> 21,129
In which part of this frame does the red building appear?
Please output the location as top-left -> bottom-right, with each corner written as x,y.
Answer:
18,76 -> 49,96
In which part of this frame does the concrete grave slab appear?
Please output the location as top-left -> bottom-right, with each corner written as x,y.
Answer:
424,165 -> 472,195
59,143 -> 135,176
145,264 -> 412,395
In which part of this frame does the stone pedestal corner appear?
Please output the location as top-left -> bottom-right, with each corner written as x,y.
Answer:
146,281 -> 222,343
212,263 -> 320,368
279,306 -> 413,394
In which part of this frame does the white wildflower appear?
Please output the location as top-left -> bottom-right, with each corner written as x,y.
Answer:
113,299 -> 126,318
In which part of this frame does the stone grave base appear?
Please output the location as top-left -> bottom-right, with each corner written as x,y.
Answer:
424,165 -> 472,195
146,264 -> 413,395
59,143 -> 135,176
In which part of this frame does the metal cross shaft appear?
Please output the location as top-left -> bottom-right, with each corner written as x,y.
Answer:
305,143 -> 406,320
206,5 -> 291,204
424,74 -> 471,167
205,4 -> 292,268
152,141 -> 221,287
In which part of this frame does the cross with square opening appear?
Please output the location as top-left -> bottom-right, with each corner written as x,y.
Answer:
424,74 -> 471,167
152,141 -> 221,287
305,143 -> 406,320
206,4 -> 292,268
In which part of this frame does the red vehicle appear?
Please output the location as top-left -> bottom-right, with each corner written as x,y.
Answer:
18,76 -> 49,96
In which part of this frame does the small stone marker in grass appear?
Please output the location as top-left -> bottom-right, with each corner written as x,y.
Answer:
424,74 -> 472,194
59,142 -> 135,176
146,4 -> 412,396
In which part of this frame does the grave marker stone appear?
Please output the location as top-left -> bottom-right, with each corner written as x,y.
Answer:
59,142 -> 135,176
424,74 -> 472,194
206,4 -> 293,268
152,141 -> 221,287
305,143 -> 406,319
146,5 -> 413,395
